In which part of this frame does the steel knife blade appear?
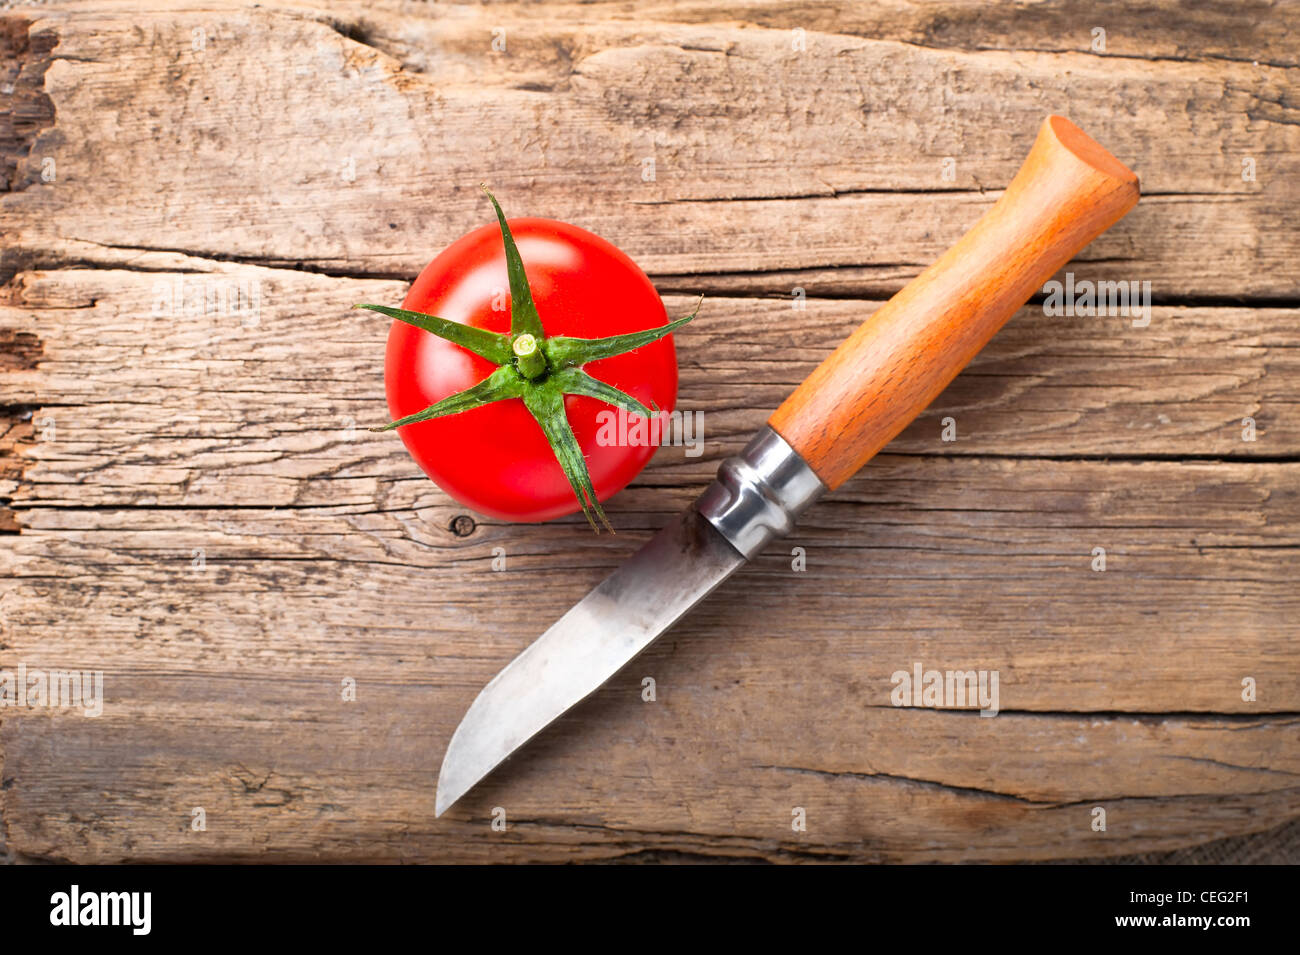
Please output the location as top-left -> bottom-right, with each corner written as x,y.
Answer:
435,504 -> 748,817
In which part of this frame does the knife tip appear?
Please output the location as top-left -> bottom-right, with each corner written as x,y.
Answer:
435,781 -> 461,818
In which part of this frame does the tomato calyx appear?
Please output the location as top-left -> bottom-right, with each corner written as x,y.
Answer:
356,186 -> 700,532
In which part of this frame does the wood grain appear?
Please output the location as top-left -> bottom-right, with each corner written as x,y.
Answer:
1,1 -> 1296,298
2,0 -> 1298,863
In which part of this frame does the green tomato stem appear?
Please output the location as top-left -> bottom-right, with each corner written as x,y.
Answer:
512,333 -> 547,380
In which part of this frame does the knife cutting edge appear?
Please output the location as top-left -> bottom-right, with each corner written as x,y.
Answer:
435,115 -> 1140,816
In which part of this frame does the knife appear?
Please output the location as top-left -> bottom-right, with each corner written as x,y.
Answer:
435,115 -> 1139,816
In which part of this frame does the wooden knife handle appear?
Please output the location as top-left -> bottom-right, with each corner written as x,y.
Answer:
768,115 -> 1139,490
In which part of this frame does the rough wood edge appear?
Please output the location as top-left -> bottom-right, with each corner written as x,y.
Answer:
0,14 -> 56,860
1053,816 -> 1300,866
0,13 -> 52,530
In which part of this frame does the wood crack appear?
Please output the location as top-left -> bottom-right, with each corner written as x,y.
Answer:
758,764 -> 1300,808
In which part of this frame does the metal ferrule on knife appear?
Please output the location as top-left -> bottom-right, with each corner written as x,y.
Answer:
697,427 -> 826,560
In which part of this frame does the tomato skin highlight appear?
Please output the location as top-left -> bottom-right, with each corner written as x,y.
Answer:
385,217 -> 678,522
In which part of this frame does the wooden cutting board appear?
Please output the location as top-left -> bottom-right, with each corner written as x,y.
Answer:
1,0 -> 1297,863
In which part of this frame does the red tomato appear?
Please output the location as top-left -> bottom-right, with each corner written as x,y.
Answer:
385,218 -> 679,522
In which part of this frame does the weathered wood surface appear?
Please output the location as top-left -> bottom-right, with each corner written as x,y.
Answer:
2,0 -> 1298,862
3,1 -> 1298,298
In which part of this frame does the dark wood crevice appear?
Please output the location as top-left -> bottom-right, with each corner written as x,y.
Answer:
0,17 -> 54,535
0,17 -> 56,193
